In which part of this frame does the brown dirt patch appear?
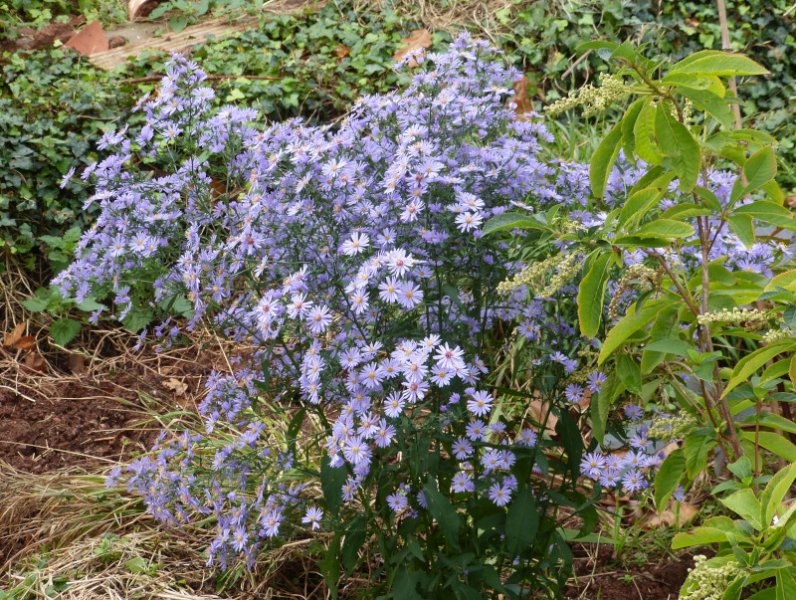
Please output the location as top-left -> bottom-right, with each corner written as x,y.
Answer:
565,544 -> 690,599
0,329 -> 227,474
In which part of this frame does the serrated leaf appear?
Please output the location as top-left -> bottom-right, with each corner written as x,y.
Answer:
672,526 -> 729,549
50,318 -> 81,347
741,146 -> 778,197
634,100 -> 663,165
761,463 -> 796,527
724,340 -> 796,397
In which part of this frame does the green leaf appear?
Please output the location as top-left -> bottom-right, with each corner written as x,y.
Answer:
616,353 -> 641,393
321,533 -> 341,600
677,88 -> 735,129
599,299 -> 665,364
577,250 -> 612,338
341,516 -> 367,574
727,215 -> 755,248
634,100 -> 663,165
720,488 -> 762,529
633,218 -> 695,239
741,431 -> 796,462
644,338 -> 692,356
22,297 -> 48,312
733,202 -> 796,231
724,340 -> 796,397
776,568 -> 796,600
654,448 -> 685,509
481,212 -> 547,236
620,98 -> 644,161
591,372 -> 624,443
741,146 -> 778,197
618,186 -> 667,229
505,485 -> 539,556
320,455 -> 346,514
670,50 -> 769,77
654,105 -> 701,192
590,120 -> 623,199
761,463 -> 796,528
422,478 -> 461,549
727,456 -> 753,480
661,72 -> 726,96
672,526 -> 729,549
50,318 -> 81,347
122,306 -> 153,334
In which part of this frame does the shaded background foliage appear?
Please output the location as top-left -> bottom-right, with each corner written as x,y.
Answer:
1,0 -> 794,280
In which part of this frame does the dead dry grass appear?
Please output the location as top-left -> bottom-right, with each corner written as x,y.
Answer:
0,463 -> 332,599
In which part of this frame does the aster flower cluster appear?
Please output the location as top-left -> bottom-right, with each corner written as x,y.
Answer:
578,407 -> 671,493
61,36 -> 593,569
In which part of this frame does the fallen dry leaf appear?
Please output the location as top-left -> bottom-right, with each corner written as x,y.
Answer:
23,352 -> 47,373
68,353 -> 86,374
529,398 -> 558,434
393,29 -> 432,67
14,336 -> 36,351
65,21 -> 109,56
642,501 -> 698,528
509,76 -> 534,118
3,322 -> 26,348
163,377 -> 188,396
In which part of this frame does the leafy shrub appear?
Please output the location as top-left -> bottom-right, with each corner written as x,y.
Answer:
56,38 -> 611,597
493,43 -> 796,597
0,48 -> 139,274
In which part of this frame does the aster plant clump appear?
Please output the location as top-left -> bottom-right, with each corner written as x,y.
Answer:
55,36 -> 612,597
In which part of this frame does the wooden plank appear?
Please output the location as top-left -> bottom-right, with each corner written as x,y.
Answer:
90,0 -> 323,71
89,17 -> 253,70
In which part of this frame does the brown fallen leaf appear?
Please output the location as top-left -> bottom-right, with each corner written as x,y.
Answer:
509,76 -> 534,118
65,21 -> 109,57
14,336 -> 36,351
334,44 -> 350,59
24,352 -> 47,373
642,501 -> 698,528
393,29 -> 432,67
163,377 -> 188,396
68,353 -> 86,374
3,322 -> 26,348
529,397 -> 558,434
